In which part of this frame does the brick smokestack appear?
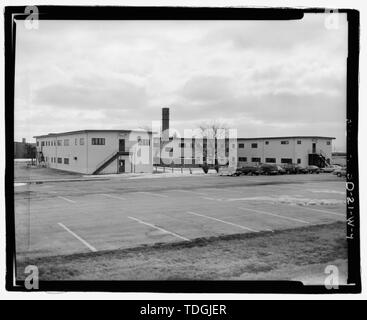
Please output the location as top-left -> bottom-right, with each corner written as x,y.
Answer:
162,107 -> 169,141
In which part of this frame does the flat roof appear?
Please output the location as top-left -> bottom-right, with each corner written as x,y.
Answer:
33,129 -> 153,139
237,136 -> 335,140
153,135 -> 336,140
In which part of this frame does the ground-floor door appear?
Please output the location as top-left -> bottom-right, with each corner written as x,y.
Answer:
118,159 -> 125,173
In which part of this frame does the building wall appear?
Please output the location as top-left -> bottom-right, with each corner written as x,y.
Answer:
128,131 -> 153,173
37,132 -> 89,174
237,137 -> 333,166
36,130 -> 153,174
153,136 -> 333,168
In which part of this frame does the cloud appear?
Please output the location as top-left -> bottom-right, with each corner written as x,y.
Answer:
181,76 -> 233,102
14,16 -> 348,151
33,76 -> 148,110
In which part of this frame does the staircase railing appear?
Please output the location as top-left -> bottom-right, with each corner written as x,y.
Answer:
93,150 -> 118,172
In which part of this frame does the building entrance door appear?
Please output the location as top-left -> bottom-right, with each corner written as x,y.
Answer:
118,159 -> 125,173
119,139 -> 125,152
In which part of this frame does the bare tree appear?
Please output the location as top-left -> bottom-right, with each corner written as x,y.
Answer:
197,121 -> 229,173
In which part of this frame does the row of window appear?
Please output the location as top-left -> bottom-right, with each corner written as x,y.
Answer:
39,138 -> 332,148
47,157 -> 69,164
238,140 -> 331,148
238,157 -> 302,164
39,138 -> 86,147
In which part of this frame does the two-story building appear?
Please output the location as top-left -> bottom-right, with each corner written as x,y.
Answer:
154,136 -> 334,169
236,136 -> 334,167
34,129 -> 153,174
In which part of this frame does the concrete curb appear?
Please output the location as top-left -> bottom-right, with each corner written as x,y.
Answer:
14,177 -> 111,184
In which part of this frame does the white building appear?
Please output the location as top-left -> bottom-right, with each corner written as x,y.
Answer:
154,136 -> 334,169
34,129 -> 153,174
236,136 -> 334,167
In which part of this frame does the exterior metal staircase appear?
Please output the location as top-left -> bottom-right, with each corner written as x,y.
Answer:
308,149 -> 330,168
92,151 -> 129,175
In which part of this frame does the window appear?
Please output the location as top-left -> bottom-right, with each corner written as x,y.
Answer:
281,158 -> 293,164
265,141 -> 269,145
179,143 -> 185,148
64,158 -> 69,164
92,138 -> 105,145
36,141 -> 39,146
64,139 -> 69,146
75,138 -> 78,145
45,156 -> 48,162
326,141 -> 331,145
41,141 -> 45,147
137,137 -> 150,146
281,141 -> 289,145
57,140 -> 62,146
80,138 -> 85,145
265,158 -> 276,163
251,143 -> 258,148
297,158 -> 301,164
57,158 -> 62,163
238,157 -> 247,162
238,143 -> 244,148
251,157 -> 261,162
297,140 -> 302,144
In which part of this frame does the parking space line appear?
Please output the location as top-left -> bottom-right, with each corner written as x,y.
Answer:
298,207 -> 344,217
238,207 -> 310,224
57,196 -> 76,203
136,191 -> 169,198
100,194 -> 126,200
187,211 -> 259,232
58,222 -> 97,252
128,216 -> 190,241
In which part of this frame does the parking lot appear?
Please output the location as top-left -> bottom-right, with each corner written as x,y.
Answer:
14,172 -> 346,261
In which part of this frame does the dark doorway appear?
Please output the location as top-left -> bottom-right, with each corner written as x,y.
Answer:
119,139 -> 125,152
118,159 -> 125,173
312,143 -> 316,153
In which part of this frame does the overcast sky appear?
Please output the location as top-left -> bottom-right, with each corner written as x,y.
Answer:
15,14 -> 347,150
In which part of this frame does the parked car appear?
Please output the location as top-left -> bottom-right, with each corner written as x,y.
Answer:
295,165 -> 308,174
239,165 -> 261,176
305,165 -> 320,174
232,165 -> 261,176
276,165 -> 286,174
232,168 -> 244,176
281,163 -> 307,174
281,163 -> 297,174
259,163 -> 282,175
333,166 -> 347,177
320,165 -> 341,173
